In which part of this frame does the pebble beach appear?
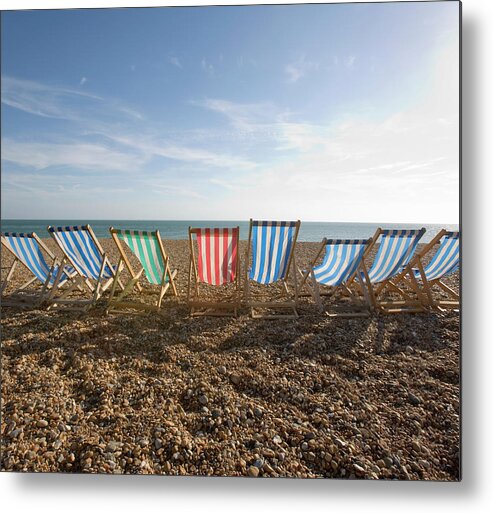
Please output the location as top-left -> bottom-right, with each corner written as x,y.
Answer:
1,238 -> 460,479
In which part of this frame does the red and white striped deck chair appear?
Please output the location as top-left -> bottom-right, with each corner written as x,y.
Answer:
187,227 -> 240,316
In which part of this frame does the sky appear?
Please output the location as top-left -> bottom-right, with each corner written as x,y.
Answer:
1,1 -> 460,223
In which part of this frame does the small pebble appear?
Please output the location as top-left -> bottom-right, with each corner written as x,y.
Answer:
248,465 -> 259,477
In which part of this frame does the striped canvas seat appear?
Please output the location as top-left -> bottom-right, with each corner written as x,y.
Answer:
48,225 -> 114,280
114,230 -> 168,285
188,226 -> 240,316
413,231 -> 459,282
245,219 -> 301,318
366,228 -> 425,284
196,228 -> 239,285
299,237 -> 372,316
108,227 -> 177,314
249,221 -> 298,284
313,239 -> 369,286
48,224 -> 118,311
2,232 -> 73,286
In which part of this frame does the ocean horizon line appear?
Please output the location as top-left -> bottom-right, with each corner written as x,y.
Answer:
1,219 -> 459,243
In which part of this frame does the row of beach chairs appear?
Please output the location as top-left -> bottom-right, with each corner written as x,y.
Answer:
1,220 -> 460,318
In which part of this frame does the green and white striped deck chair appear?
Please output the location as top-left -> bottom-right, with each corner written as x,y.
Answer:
107,228 -> 177,314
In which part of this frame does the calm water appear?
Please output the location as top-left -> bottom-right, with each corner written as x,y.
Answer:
1,220 -> 459,243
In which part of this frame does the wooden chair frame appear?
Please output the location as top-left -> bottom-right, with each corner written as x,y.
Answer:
107,228 -> 178,315
47,224 -> 122,312
1,232 -> 76,308
298,237 -> 373,317
390,229 -> 460,312
187,227 -> 241,316
244,219 -> 301,319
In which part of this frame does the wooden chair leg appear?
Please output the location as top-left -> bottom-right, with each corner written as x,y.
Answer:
355,271 -> 372,311
309,272 -> 323,311
243,270 -> 250,303
292,253 -> 299,303
187,258 -> 193,302
436,280 -> 459,299
45,262 -> 67,303
157,270 -> 172,309
106,259 -> 125,312
16,276 -> 38,292
114,270 -> 144,302
1,259 -> 18,292
166,260 -> 178,296
93,255 -> 110,303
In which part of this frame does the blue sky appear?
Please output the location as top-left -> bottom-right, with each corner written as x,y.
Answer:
1,2 -> 459,222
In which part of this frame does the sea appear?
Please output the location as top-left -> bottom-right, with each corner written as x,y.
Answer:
1,220 -> 459,243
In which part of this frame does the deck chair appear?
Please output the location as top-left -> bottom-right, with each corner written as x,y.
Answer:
360,228 -> 426,313
393,229 -> 460,311
299,238 -> 373,317
1,232 -> 77,307
244,219 -> 301,319
47,224 -> 120,311
107,228 -> 178,314
188,227 -> 240,316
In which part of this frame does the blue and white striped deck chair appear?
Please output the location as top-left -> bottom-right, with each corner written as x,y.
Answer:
1,232 -> 76,307
398,230 -> 460,311
244,219 -> 301,318
362,227 -> 426,313
47,224 -> 118,310
299,238 -> 373,316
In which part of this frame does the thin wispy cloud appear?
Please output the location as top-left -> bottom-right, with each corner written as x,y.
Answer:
2,171 -> 108,195
274,122 -> 332,152
201,58 -> 214,76
168,55 -> 183,69
2,76 -> 257,175
2,166 -> 210,218
80,76 -> 87,86
195,98 -> 330,152
195,98 -> 282,131
236,56 -> 257,69
113,104 -> 144,121
150,181 -> 205,199
1,76 -> 103,120
285,54 -> 319,83
285,63 -> 304,83
3,169 -> 205,198
1,76 -> 143,123
344,55 -> 356,69
97,131 -> 257,170
2,139 -> 146,172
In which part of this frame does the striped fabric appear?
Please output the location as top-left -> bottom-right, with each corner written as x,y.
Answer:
115,229 -> 166,285
48,226 -> 113,280
2,232 -> 72,285
313,239 -> 369,286
196,228 -> 238,286
415,231 -> 460,282
367,229 -> 425,284
249,221 -> 297,284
